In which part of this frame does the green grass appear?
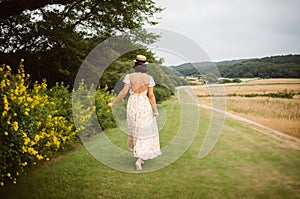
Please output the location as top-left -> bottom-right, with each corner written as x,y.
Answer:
0,97 -> 299,199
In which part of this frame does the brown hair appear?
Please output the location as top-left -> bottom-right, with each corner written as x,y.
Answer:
134,63 -> 147,73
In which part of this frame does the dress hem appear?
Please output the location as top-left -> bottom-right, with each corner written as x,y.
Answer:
134,151 -> 162,160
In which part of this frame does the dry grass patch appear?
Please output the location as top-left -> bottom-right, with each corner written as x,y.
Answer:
196,96 -> 300,138
193,84 -> 300,96
243,78 -> 300,84
192,78 -> 300,138
224,84 -> 300,95
226,97 -> 300,138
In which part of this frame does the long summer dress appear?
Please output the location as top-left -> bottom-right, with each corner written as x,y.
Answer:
123,73 -> 162,160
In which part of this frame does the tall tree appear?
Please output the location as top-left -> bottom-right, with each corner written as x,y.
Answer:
0,0 -> 163,86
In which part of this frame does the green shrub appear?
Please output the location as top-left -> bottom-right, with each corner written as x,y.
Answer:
95,85 -> 116,130
219,78 -> 232,84
72,82 -> 116,139
232,78 -> 242,83
154,85 -> 172,103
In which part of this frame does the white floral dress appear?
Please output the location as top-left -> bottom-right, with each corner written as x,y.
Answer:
123,74 -> 161,160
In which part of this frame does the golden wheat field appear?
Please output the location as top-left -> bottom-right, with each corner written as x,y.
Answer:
192,78 -> 300,138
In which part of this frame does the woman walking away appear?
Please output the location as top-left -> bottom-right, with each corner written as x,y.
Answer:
108,55 -> 161,170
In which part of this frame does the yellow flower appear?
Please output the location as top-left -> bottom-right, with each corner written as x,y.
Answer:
0,80 -> 5,88
28,147 -> 38,155
6,65 -> 11,71
0,182 -> 4,186
3,95 -> 10,111
21,162 -> 27,166
36,154 -> 43,160
23,137 -> 30,145
14,89 -> 19,95
22,146 -> 27,153
12,121 -> 19,131
34,135 -> 40,142
46,157 -> 50,161
7,173 -> 11,177
4,131 -> 8,136
36,121 -> 42,127
6,79 -> 10,86
24,111 -> 29,116
53,136 -> 60,148
2,111 -> 7,117
45,142 -> 51,147
41,81 -> 47,89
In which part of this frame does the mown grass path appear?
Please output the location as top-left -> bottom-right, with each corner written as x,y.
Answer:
0,97 -> 299,199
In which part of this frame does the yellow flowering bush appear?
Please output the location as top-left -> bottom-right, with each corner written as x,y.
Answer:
0,60 -> 77,186
72,81 -> 116,139
95,84 -> 116,130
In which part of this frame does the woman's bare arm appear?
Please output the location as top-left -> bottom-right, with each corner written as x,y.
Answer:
108,84 -> 130,107
148,86 -> 158,116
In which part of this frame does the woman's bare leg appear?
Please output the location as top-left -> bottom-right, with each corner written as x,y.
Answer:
135,157 -> 143,170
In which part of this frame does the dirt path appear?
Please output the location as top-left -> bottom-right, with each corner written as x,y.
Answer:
197,102 -> 300,150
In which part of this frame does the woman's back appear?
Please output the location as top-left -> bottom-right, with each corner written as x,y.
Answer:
128,73 -> 151,94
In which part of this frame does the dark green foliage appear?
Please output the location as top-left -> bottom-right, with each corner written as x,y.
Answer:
171,55 -> 300,78
0,0 -> 163,87
170,62 -> 221,77
232,78 -> 242,83
219,78 -> 232,84
153,85 -> 172,103
240,90 -> 296,99
205,73 -> 219,84
95,89 -> 117,130
199,90 -> 296,99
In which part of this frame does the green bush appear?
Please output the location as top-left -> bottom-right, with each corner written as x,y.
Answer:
232,78 -> 242,83
154,85 -> 172,103
72,82 -> 116,139
219,78 -> 232,84
95,86 -> 116,130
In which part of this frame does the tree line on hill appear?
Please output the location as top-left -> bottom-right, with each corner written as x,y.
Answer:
170,54 -> 300,79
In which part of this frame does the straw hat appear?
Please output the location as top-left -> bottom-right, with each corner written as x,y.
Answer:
134,55 -> 148,64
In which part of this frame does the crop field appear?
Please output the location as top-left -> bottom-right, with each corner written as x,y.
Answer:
192,78 -> 300,138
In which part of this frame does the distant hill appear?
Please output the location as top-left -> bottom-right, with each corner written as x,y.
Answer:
170,54 -> 300,78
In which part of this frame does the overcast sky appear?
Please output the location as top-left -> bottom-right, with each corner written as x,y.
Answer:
150,0 -> 300,65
